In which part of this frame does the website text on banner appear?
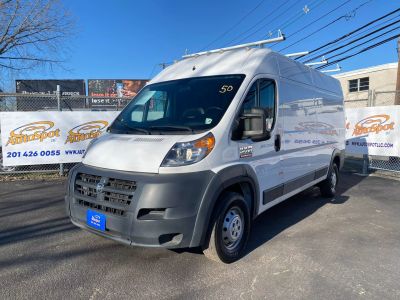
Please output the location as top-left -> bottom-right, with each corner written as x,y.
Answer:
0,111 -> 119,166
345,106 -> 399,156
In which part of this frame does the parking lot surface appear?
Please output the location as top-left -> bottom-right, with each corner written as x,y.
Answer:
1,172 -> 400,299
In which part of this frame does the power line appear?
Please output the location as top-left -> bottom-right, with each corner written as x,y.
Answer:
199,0 -> 266,51
297,7 -> 400,60
233,0 -> 328,46
270,0 -> 330,34
224,0 -> 298,46
303,17 -> 400,63
277,0 -> 371,52
281,0 -> 352,38
325,24 -> 400,61
304,10 -> 400,59
316,33 -> 400,69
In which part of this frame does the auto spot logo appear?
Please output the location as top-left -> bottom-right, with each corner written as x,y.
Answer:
352,114 -> 395,136
295,122 -> 338,136
65,120 -> 108,144
6,121 -> 60,146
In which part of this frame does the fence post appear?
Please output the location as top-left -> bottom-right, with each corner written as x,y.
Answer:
362,154 -> 369,175
367,89 -> 375,107
56,85 -> 64,176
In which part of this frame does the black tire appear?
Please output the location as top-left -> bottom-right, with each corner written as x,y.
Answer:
319,163 -> 339,198
203,192 -> 251,264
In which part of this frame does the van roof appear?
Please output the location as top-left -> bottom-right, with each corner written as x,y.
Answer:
151,48 -> 341,94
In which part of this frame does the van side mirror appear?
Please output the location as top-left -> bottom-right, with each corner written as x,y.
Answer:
240,108 -> 270,142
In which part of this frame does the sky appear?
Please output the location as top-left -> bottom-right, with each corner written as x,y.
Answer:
21,0 -> 400,83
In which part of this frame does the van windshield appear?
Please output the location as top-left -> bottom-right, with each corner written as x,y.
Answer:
109,74 -> 245,134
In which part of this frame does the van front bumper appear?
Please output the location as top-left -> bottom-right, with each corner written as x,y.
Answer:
65,163 -> 216,249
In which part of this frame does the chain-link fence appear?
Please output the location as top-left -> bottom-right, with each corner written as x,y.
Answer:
0,92 -> 129,177
343,90 -> 370,108
1,90 -> 400,178
344,89 -> 400,175
373,90 -> 400,107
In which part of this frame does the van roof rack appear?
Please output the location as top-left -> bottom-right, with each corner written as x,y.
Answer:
182,30 -> 285,59
285,51 -> 309,58
321,64 -> 341,73
305,58 -> 328,67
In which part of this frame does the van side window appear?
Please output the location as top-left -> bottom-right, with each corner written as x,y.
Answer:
259,79 -> 275,131
241,79 -> 276,131
242,82 -> 257,111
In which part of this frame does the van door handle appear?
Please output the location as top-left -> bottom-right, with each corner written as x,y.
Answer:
274,134 -> 281,152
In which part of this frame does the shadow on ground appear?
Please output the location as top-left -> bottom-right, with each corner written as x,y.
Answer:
0,172 -> 365,259
173,172 -> 365,257
245,171 -> 364,255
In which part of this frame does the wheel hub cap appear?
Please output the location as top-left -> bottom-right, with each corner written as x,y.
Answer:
222,207 -> 243,250
331,171 -> 337,190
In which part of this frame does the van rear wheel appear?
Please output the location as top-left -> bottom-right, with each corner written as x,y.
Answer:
203,192 -> 251,263
319,163 -> 339,198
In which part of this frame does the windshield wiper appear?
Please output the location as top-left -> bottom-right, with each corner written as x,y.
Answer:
114,117 -> 150,135
149,125 -> 194,132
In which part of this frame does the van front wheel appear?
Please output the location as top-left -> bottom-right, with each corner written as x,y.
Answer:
203,192 -> 251,263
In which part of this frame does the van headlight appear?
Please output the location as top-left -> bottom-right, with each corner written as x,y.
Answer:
161,133 -> 215,167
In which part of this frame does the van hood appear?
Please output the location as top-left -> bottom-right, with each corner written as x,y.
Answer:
82,133 -> 180,173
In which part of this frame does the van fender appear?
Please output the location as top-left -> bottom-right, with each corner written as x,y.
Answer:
189,164 -> 260,248
331,148 -> 345,170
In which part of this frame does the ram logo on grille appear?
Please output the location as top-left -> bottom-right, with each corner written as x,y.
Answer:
96,178 -> 107,194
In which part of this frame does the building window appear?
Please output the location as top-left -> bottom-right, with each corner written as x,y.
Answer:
359,77 -> 369,91
349,77 -> 369,92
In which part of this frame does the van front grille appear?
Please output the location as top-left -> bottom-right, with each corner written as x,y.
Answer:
74,173 -> 136,216
77,199 -> 125,216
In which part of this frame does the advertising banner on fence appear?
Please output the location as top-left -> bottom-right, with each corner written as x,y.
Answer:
0,111 -> 119,166
345,106 -> 400,156
16,80 -> 86,96
16,80 -> 86,111
88,79 -> 147,108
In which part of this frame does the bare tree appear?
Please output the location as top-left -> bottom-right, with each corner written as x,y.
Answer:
0,0 -> 74,72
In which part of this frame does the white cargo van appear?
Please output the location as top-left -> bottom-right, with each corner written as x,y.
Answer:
65,48 -> 345,263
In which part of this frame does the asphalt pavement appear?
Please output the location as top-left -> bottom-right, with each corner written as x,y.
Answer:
0,172 -> 400,299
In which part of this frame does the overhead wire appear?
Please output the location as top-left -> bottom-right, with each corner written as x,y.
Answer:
199,0 -> 266,51
232,0 -> 329,46
277,0 -> 371,52
316,33 -> 400,69
325,24 -> 400,61
297,7 -> 400,60
303,17 -> 400,63
301,9 -> 400,60
223,0 -> 298,46
270,0 -> 329,34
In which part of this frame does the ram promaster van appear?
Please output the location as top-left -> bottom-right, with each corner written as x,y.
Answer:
66,47 -> 345,263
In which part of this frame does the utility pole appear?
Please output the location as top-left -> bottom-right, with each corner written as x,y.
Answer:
395,37 -> 400,105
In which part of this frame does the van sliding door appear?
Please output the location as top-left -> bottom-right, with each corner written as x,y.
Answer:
279,78 -> 318,195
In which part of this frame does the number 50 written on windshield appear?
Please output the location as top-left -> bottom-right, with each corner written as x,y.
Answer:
219,85 -> 233,93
